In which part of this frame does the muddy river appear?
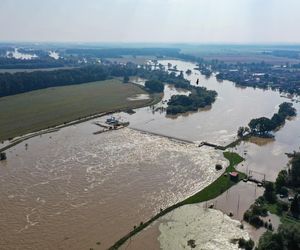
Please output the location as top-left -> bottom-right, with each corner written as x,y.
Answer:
0,60 -> 300,250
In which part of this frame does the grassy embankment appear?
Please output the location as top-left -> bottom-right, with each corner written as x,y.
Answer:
183,151 -> 246,204
108,151 -> 246,250
0,79 -> 161,142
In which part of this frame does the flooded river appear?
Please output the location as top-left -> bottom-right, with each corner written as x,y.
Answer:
0,126 -> 225,250
124,60 -> 300,181
1,60 -> 300,249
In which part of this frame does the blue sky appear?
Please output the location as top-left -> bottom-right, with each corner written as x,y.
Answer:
1,0 -> 299,43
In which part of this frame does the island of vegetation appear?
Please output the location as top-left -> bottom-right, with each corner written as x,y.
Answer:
237,102 -> 296,138
166,86 -> 217,115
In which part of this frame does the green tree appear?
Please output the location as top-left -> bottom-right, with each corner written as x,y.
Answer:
278,102 -> 296,117
145,80 -> 164,93
264,182 -> 277,204
290,153 -> 300,187
123,75 -> 129,83
238,238 -> 254,250
291,194 -> 300,216
186,69 -> 192,75
237,127 -> 245,137
237,126 -> 249,138
275,170 -> 288,192
248,117 -> 275,135
271,113 -> 285,127
257,224 -> 300,250
0,152 -> 6,161
257,231 -> 283,250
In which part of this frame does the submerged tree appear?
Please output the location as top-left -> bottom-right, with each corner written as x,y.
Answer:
123,75 -> 129,83
237,126 -> 250,138
0,152 -> 6,161
248,117 -> 275,135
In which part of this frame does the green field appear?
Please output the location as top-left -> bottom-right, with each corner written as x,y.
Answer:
0,79 -> 157,141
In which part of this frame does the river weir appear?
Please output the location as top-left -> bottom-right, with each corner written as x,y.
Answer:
0,125 -> 226,249
1,60 -> 300,249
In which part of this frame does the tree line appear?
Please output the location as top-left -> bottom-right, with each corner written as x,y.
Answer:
64,47 -> 204,63
256,152 -> 300,249
0,62 -> 189,98
0,57 -> 67,69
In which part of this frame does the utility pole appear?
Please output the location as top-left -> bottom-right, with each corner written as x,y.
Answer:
237,194 -> 240,216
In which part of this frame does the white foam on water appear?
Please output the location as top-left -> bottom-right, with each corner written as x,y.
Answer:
158,205 -> 250,250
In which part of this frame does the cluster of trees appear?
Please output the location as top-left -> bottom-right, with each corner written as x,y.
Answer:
275,153 -> 300,211
276,167 -> 300,195
138,68 -> 190,89
237,126 -> 250,137
248,154 -> 300,219
238,238 -> 254,250
65,47 -> 204,63
237,102 -> 296,138
185,69 -> 192,75
290,152 -> 300,188
254,153 -> 300,250
244,152 -> 300,248
244,181 -> 286,230
0,57 -> 68,69
0,61 -> 190,97
144,80 -> 164,93
166,86 -> 217,115
264,182 -> 278,203
0,65 -> 109,97
257,224 -> 300,250
249,102 -> 296,135
65,48 -> 182,58
243,198 -> 269,229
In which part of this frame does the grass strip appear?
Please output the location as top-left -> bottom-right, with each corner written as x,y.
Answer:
108,151 -> 245,250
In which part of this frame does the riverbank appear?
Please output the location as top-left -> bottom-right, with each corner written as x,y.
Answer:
0,91 -> 160,153
108,151 -> 246,249
0,79 -> 162,143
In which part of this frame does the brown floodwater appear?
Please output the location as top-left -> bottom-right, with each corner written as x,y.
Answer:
124,60 -> 300,182
0,125 -> 225,250
1,60 -> 300,250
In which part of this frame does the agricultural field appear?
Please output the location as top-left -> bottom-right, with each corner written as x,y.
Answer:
181,45 -> 300,64
0,79 -> 156,141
